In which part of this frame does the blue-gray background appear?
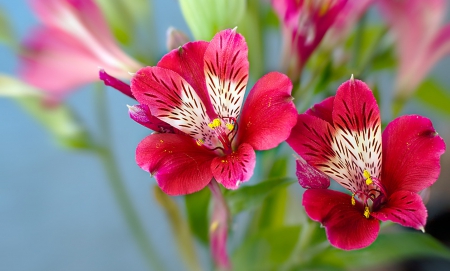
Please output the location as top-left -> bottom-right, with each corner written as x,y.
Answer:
1,1 -> 450,271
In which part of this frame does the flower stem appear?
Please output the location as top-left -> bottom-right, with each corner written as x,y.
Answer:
93,85 -> 166,271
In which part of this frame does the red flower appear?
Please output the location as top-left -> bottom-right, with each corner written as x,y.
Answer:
287,77 -> 446,250
130,29 -> 298,195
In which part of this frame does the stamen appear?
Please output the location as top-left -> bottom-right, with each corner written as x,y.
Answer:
208,118 -> 222,129
363,169 -> 373,185
351,194 -> 356,206
364,206 -> 370,218
226,123 -> 234,131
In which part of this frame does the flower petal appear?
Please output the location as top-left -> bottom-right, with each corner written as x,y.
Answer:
136,133 -> 216,195
237,72 -> 297,150
128,104 -> 174,133
305,96 -> 334,125
381,115 -> 446,194
295,156 -> 330,189
303,189 -> 380,250
203,29 -> 249,119
211,143 -> 256,189
371,191 -> 427,231
331,78 -> 382,190
131,67 -> 221,148
157,40 -> 216,117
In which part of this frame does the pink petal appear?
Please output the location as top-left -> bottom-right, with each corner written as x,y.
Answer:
330,79 -> 382,193
381,115 -> 446,194
303,189 -> 380,250
131,66 -> 219,147
208,181 -> 231,269
211,143 -> 256,189
203,29 -> 249,119
305,96 -> 334,124
372,191 -> 427,231
295,156 -> 330,189
237,72 -> 297,150
136,133 -> 216,195
157,41 -> 216,117
128,104 -> 174,133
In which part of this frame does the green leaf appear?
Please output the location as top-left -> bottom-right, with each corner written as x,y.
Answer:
414,79 -> 450,116
232,226 -> 301,271
185,187 -> 211,244
315,231 -> 450,269
154,186 -> 203,271
225,177 -> 296,215
179,0 -> 246,40
0,75 -> 42,97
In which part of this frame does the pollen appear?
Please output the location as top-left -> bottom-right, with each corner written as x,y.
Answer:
364,206 -> 370,218
363,169 -> 373,185
226,122 -> 234,131
210,220 -> 219,232
351,194 -> 356,206
196,139 -> 204,146
208,118 -> 221,129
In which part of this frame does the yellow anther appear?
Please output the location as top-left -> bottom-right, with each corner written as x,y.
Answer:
364,206 -> 370,218
363,169 -> 373,185
196,139 -> 204,146
351,194 -> 356,206
208,118 -> 221,129
226,122 -> 234,131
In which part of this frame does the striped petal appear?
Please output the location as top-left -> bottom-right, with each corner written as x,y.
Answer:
131,67 -> 220,149
203,28 -> 249,119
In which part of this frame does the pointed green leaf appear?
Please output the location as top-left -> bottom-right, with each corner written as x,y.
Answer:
225,177 -> 296,215
315,232 -> 450,269
232,226 -> 301,271
179,0 -> 246,40
414,79 -> 450,116
185,186 -> 211,244
0,75 -> 42,97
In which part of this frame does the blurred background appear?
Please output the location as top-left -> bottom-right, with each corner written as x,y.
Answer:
1,0 -> 450,271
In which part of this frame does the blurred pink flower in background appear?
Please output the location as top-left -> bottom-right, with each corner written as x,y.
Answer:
19,0 -> 141,99
272,0 -> 347,81
379,0 -> 450,98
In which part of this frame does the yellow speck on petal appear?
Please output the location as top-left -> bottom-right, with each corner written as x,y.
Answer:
226,122 -> 234,131
208,118 -> 221,129
160,140 -> 164,143
363,169 -> 373,185
364,206 -> 370,218
196,139 -> 204,146
351,194 -> 356,206
210,221 -> 219,232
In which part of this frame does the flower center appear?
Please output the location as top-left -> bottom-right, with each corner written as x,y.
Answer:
351,169 -> 387,219
196,117 -> 238,155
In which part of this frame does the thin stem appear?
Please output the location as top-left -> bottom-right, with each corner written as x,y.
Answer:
93,85 -> 166,271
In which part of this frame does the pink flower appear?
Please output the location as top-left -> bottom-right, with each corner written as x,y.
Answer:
287,77 -> 446,250
272,0 -> 348,80
129,29 -> 298,195
20,0 -> 141,98
379,0 -> 450,97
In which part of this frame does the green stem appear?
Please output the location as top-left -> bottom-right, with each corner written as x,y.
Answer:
93,85 -> 166,271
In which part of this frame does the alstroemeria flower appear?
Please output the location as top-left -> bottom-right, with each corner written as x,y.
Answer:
287,77 -> 446,250
272,0 -> 348,80
20,0 -> 141,98
379,0 -> 450,98
130,29 -> 297,195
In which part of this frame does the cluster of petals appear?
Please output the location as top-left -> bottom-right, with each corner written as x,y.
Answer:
287,77 -> 446,250
271,0 -> 347,79
20,0 -> 140,98
379,0 -> 450,97
127,29 -> 298,195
